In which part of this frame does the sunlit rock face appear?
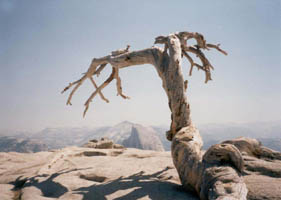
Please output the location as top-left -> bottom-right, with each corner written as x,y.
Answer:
122,125 -> 164,151
0,142 -> 281,200
0,146 -> 198,200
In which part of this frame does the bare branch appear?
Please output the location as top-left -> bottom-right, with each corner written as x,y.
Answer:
63,75 -> 88,105
182,51 -> 195,76
89,76 -> 109,103
94,63 -> 107,77
177,31 -> 207,49
61,79 -> 81,94
206,43 -> 228,55
173,32 -> 226,83
154,36 -> 168,44
111,45 -> 130,56
62,47 -> 160,116
61,58 -> 104,105
83,68 -> 116,117
184,46 -> 214,67
155,32 -> 216,83
177,31 -> 227,56
114,67 -> 130,99
182,47 -> 213,83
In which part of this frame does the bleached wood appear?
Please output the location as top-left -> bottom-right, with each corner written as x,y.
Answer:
89,77 -> 109,103
111,45 -> 130,56
114,67 -> 130,99
83,67 -> 116,117
61,31 -> 279,199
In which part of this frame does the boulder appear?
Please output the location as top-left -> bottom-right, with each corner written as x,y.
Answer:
83,138 -> 125,149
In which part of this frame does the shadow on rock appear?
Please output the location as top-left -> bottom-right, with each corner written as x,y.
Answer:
74,167 -> 198,200
11,167 -> 92,198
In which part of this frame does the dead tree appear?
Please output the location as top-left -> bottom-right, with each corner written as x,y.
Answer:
62,31 -> 281,200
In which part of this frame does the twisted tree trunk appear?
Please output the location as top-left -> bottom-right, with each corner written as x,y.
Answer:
156,34 -> 247,199
62,31 -> 281,199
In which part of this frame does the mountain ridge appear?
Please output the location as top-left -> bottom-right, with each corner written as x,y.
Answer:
0,121 -> 280,152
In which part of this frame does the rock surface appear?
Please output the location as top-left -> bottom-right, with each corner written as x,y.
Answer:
224,137 -> 281,200
0,147 -> 197,200
0,141 -> 280,200
83,137 -> 125,149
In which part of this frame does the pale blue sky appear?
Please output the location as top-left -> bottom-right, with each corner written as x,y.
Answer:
0,0 -> 280,131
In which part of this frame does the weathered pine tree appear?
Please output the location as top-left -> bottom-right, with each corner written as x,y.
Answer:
62,31 -> 281,200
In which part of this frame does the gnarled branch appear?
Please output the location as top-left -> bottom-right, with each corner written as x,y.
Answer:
207,43 -> 228,55
83,67 -> 116,117
89,76 -> 109,103
178,32 -> 227,83
62,47 -> 160,117
155,31 -> 227,83
114,66 -> 130,99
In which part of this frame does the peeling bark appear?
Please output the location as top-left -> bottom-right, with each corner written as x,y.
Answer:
62,31 -> 280,199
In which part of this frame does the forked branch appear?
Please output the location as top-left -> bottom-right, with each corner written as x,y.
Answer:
62,31 -> 227,117
206,43 -> 228,55
114,67 -> 130,99
83,67 -> 116,117
155,31 -> 227,83
62,46 -> 158,117
179,32 -> 227,83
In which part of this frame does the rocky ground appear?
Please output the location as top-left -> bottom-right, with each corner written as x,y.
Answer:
0,139 -> 280,200
0,146 -> 198,200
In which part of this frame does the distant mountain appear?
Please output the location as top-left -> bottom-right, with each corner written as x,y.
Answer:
30,127 -> 110,149
0,136 -> 48,153
0,122 -> 164,152
198,122 -> 281,150
152,126 -> 171,151
122,125 -> 164,151
93,121 -> 164,151
102,121 -> 135,144
1,121 -> 280,153
153,121 -> 281,151
0,130 -> 33,139
257,138 -> 281,152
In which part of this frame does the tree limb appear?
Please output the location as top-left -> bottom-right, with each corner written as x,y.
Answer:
207,43 -> 228,55
83,67 -> 116,117
89,76 -> 109,103
62,47 -> 161,116
185,46 -> 214,83
114,67 -> 130,99
155,32 -> 227,83
65,75 -> 88,105
94,63 -> 107,77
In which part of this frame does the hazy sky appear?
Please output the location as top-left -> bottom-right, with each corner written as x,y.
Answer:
0,0 -> 280,131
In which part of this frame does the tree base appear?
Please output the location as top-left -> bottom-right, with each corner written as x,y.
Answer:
171,127 -> 281,200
